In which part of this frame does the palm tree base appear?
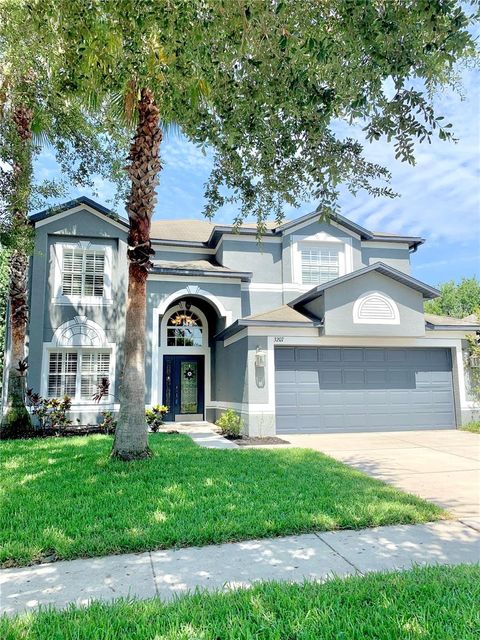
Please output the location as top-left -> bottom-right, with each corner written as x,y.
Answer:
0,404 -> 32,439
110,446 -> 153,461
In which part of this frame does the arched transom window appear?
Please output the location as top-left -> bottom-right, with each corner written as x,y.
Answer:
166,309 -> 204,346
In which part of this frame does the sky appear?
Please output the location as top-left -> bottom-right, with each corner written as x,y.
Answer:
35,67 -> 479,288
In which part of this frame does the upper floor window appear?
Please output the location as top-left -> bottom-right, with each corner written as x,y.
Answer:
301,246 -> 340,285
62,248 -> 105,297
51,241 -> 113,305
166,310 -> 203,346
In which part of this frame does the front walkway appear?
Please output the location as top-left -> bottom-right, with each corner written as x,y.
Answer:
1,520 -> 479,616
283,430 -> 480,522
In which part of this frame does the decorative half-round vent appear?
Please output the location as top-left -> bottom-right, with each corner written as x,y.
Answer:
353,292 -> 400,325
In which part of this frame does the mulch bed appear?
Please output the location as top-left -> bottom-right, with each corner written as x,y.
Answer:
224,435 -> 290,446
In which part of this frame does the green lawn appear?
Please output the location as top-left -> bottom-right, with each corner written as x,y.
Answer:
1,565 -> 479,639
461,421 -> 480,434
0,434 -> 444,567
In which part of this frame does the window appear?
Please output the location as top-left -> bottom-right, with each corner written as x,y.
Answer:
301,246 -> 340,285
48,350 -> 110,400
62,248 -> 105,297
166,310 -> 203,347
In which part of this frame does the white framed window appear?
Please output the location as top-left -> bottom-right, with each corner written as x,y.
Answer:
42,317 -> 116,407
47,349 -> 111,400
161,304 -> 208,350
301,246 -> 340,285
166,309 -> 203,346
62,248 -> 105,297
291,232 -> 353,287
353,291 -> 400,325
51,241 -> 113,305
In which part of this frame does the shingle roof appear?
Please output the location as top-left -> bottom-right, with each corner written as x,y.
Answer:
31,197 -> 424,250
244,305 -> 313,323
150,219 -> 214,243
150,259 -> 252,281
425,313 -> 480,329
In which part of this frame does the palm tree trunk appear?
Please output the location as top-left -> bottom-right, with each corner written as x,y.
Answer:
1,105 -> 33,438
112,87 -> 162,460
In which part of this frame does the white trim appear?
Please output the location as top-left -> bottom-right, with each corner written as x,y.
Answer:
52,316 -> 109,347
35,204 -> 128,232
151,287 -> 231,407
156,287 -> 233,325
240,282 -> 315,293
353,291 -> 400,325
161,304 -> 208,349
291,233 -> 353,286
40,317 -> 116,408
50,241 -> 113,306
148,273 -> 242,286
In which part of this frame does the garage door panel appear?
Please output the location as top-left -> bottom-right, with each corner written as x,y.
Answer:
275,347 -> 455,433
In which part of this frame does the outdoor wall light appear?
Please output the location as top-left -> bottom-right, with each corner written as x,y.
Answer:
255,347 -> 267,368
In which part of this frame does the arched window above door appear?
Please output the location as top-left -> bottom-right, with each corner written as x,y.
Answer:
165,307 -> 205,347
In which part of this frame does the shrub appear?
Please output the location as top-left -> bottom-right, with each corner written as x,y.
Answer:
216,409 -> 243,438
26,390 -> 72,434
99,410 -> 117,435
145,405 -> 168,432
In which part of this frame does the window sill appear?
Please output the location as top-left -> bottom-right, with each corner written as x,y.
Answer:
51,296 -> 113,306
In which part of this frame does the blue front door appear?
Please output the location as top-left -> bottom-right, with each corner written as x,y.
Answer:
162,355 -> 204,421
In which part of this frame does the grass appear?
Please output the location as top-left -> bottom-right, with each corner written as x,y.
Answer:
1,565 -> 479,639
461,421 -> 480,434
0,434 -> 445,567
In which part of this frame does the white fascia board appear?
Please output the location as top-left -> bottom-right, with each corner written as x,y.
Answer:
35,204 -> 128,233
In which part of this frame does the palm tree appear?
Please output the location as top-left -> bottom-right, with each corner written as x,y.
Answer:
112,88 -> 161,458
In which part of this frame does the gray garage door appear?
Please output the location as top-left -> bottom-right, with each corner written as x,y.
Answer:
275,347 -> 455,433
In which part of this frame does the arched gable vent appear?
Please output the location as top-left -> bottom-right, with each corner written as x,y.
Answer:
353,292 -> 400,325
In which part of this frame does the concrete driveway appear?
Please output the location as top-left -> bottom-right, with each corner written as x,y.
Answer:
284,430 -> 480,523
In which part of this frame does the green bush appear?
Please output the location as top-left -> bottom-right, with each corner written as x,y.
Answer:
99,410 -> 117,434
216,408 -> 243,437
145,404 -> 168,432
460,421 -> 480,434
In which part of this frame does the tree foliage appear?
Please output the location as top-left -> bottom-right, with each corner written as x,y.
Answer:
23,0 -> 478,224
425,277 -> 480,318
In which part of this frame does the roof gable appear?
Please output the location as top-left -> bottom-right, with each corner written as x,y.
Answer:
290,262 -> 439,310
30,196 -> 129,231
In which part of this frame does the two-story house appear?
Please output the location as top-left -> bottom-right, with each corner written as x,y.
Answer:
10,196 -> 478,435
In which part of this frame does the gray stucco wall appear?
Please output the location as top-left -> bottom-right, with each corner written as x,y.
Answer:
323,271 -> 426,336
362,246 -> 411,273
213,337 -> 248,406
217,238 -> 282,283
27,209 -> 128,400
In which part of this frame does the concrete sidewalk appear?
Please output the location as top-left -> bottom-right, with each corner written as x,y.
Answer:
1,520 -> 479,617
